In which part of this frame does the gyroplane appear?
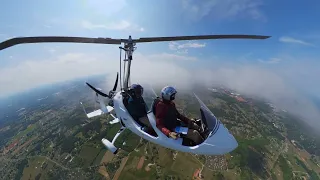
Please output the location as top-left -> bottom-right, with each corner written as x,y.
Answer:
0,34 -> 270,155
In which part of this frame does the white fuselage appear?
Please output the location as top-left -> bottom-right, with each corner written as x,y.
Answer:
112,91 -> 238,155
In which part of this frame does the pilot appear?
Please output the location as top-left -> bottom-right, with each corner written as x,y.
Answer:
126,84 -> 153,133
154,86 -> 205,145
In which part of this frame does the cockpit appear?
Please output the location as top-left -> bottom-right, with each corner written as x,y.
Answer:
123,85 -> 218,147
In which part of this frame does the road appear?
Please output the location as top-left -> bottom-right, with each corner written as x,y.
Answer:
38,156 -> 69,170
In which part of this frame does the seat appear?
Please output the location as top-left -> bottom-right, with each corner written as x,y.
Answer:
123,94 -> 144,127
148,97 -> 160,114
148,98 -> 185,144
122,94 -> 130,108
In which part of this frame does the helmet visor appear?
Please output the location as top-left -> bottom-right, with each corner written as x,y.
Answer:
134,88 -> 143,97
170,92 -> 176,100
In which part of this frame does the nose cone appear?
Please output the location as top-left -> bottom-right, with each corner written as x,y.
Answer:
204,124 -> 238,155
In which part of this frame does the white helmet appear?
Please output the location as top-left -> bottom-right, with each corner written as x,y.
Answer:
161,86 -> 177,101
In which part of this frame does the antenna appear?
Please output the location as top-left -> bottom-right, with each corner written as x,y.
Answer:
149,84 -> 158,98
123,52 -> 127,89
119,47 -> 122,90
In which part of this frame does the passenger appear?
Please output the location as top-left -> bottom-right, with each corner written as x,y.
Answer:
154,86 -> 205,145
126,84 -> 153,133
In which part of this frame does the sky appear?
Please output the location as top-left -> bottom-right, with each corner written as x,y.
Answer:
0,0 -> 320,128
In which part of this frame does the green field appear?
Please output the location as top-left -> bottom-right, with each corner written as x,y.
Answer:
92,149 -> 106,165
119,154 -> 157,180
22,156 -> 52,180
79,145 -> 102,167
12,124 -> 36,142
3,84 -> 320,180
119,142 -> 202,180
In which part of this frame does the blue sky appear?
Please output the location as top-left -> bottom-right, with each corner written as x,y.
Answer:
0,0 -> 320,125
1,0 -> 319,59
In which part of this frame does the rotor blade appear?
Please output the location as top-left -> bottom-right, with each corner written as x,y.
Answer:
113,72 -> 119,92
86,82 -> 110,98
134,34 -> 271,43
0,36 -> 122,50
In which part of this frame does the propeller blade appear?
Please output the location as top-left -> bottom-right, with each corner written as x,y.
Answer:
0,36 -> 121,50
112,72 -> 119,92
134,34 -> 271,43
86,82 -> 110,98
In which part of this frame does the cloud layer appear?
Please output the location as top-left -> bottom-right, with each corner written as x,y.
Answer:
258,58 -> 281,64
0,51 -> 319,130
279,36 -> 314,46
169,41 -> 206,50
181,0 -> 266,21
81,20 -> 144,32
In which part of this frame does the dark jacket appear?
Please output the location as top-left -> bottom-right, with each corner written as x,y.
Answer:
126,96 -> 148,122
155,99 -> 191,136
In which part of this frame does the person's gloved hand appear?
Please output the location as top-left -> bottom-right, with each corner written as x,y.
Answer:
169,132 -> 179,140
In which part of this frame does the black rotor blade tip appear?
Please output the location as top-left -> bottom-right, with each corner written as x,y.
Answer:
86,82 -> 109,97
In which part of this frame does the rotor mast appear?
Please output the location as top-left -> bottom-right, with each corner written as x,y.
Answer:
121,35 -> 136,91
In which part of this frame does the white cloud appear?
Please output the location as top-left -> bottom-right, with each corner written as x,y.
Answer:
81,20 -> 144,32
83,0 -> 127,16
279,36 -> 314,46
146,53 -> 197,62
0,52 -> 197,97
258,58 -> 281,64
43,25 -> 52,29
0,53 -> 107,95
169,42 -> 206,54
181,0 -> 266,21
1,51 -> 319,131
195,64 -> 320,130
48,48 -> 56,53
177,49 -> 189,54
43,46 -> 60,54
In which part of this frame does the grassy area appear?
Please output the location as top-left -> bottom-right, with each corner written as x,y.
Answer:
5,87 -> 320,180
22,156 -> 48,180
273,164 -> 283,180
79,145 -> 101,167
119,166 -> 157,180
228,137 -> 269,179
278,155 -> 293,180
118,144 -> 202,180
286,154 -> 305,172
295,156 -> 320,180
75,132 -> 85,139
170,152 -> 201,179
115,130 -> 141,152
119,155 -> 157,180
92,149 -> 106,165
157,147 -> 174,167
288,140 -> 320,176
13,123 -> 36,141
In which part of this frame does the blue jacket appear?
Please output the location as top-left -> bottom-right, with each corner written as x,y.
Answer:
126,96 -> 148,122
